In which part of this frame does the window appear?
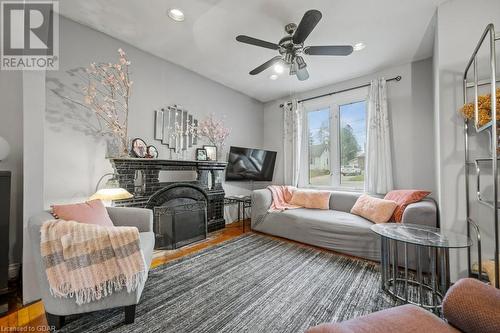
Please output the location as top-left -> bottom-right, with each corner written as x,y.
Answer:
304,93 -> 367,190
307,108 -> 331,186
340,101 -> 366,189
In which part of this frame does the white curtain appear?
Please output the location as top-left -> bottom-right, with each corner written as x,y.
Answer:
365,78 -> 393,194
283,99 -> 303,186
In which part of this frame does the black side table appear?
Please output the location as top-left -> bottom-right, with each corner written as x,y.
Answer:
224,196 -> 252,231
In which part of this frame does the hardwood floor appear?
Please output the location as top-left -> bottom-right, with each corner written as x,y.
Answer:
0,220 -> 250,332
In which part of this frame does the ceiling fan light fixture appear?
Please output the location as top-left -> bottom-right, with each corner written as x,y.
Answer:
269,74 -> 279,80
295,56 -> 307,70
236,9 -> 354,80
273,63 -> 284,74
353,42 -> 366,51
289,62 -> 297,75
168,8 -> 185,22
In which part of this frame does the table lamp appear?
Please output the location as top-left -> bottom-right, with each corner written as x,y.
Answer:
90,173 -> 133,206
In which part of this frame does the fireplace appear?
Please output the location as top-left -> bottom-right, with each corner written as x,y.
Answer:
146,183 -> 208,250
109,158 -> 227,232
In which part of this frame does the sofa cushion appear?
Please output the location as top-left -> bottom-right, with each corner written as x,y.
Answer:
350,194 -> 397,224
384,190 -> 430,222
328,191 -> 365,213
281,208 -> 374,229
256,208 -> 380,260
290,189 -> 331,209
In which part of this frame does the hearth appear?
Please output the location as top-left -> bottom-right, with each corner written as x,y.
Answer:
146,183 -> 208,250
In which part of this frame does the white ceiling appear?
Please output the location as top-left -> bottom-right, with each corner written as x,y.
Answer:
58,0 -> 445,102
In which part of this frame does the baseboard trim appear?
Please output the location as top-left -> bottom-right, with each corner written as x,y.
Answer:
8,263 -> 20,280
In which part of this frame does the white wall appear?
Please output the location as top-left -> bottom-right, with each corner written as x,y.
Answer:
0,71 -> 23,271
263,59 -> 436,194
22,71 -> 46,304
434,0 -> 500,280
44,16 -> 265,208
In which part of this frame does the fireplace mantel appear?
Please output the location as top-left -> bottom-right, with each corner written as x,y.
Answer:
109,158 -> 227,231
110,157 -> 227,167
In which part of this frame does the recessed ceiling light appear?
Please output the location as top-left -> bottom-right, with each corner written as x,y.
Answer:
269,74 -> 278,80
353,42 -> 366,51
168,8 -> 185,22
273,63 -> 284,74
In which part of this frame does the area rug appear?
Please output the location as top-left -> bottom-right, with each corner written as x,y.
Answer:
59,233 -> 401,332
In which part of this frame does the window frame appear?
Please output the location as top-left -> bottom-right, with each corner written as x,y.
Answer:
301,87 -> 369,191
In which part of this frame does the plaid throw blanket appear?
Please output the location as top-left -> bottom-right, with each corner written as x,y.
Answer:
41,220 -> 147,305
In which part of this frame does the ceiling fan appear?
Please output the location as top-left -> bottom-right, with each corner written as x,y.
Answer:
236,9 -> 353,81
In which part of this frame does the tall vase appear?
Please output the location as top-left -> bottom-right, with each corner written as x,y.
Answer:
119,137 -> 130,158
106,136 -> 130,158
216,146 -> 223,161
107,136 -> 130,158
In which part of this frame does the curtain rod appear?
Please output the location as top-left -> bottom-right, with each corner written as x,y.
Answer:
279,75 -> 402,107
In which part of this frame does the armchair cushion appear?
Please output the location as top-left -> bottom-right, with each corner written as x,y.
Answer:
443,278 -> 500,333
306,304 -> 458,333
106,206 -> 153,232
51,199 -> 114,227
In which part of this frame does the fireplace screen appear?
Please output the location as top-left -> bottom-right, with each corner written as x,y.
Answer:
154,201 -> 207,250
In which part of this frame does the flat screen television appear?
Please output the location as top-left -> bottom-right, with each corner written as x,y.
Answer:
225,146 -> 277,181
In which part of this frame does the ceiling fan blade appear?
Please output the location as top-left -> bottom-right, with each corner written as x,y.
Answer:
236,35 -> 279,50
293,10 -> 322,44
249,56 -> 282,75
304,45 -> 354,56
296,67 -> 309,81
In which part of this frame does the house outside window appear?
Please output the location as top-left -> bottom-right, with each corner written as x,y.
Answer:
301,88 -> 368,191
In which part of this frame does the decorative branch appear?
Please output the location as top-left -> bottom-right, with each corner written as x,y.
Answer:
83,48 -> 133,156
198,113 -> 230,149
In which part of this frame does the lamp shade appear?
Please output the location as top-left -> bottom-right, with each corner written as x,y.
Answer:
90,174 -> 133,201
0,137 -> 10,161
89,187 -> 133,201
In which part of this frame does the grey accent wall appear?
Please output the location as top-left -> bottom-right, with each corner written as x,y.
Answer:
0,71 -> 23,267
263,59 -> 436,194
44,16 -> 265,207
434,0 -> 500,281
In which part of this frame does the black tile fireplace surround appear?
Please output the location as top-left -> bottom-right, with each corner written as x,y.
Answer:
110,158 -> 227,232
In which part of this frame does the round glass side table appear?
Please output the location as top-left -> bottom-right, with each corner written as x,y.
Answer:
371,223 -> 471,313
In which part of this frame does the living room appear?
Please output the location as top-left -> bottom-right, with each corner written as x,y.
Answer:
0,0 -> 499,332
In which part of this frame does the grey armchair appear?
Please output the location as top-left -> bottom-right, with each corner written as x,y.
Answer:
28,206 -> 155,330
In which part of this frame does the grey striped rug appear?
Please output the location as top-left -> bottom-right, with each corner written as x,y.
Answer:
59,233 -> 401,332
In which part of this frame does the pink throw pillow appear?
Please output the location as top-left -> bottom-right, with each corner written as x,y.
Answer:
51,199 -> 114,227
350,194 -> 398,224
289,190 -> 331,210
384,190 -> 431,222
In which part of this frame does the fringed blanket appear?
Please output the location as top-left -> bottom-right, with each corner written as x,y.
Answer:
267,185 -> 302,212
40,220 -> 147,305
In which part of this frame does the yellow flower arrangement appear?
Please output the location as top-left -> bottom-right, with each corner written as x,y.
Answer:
459,88 -> 500,127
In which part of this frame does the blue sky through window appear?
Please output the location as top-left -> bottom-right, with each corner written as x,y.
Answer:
340,101 -> 367,152
308,108 -> 329,145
